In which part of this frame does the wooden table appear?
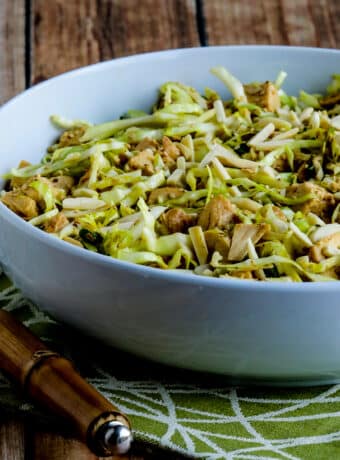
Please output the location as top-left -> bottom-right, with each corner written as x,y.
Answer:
1,0 -> 340,458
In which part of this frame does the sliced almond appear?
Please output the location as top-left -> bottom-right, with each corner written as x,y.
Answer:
310,224 -> 340,243
228,223 -> 270,261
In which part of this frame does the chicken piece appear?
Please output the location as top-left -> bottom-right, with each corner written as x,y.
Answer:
19,176 -> 56,208
204,229 -> 230,260
58,126 -> 85,147
286,182 -> 335,221
128,148 -> 154,176
320,93 -> 340,107
49,175 -> 74,200
232,271 -> 254,280
44,212 -> 69,233
1,191 -> 38,219
49,175 -> 74,193
309,230 -> 340,262
244,81 -> 280,112
228,223 -> 270,261
9,160 -> 32,189
162,208 -> 197,233
21,184 -> 41,203
9,175 -> 68,210
198,195 -> 236,230
148,187 -> 184,204
135,137 -> 158,151
161,136 -> 181,167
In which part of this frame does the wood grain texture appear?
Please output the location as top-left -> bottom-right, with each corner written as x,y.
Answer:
32,0 -> 199,83
32,429 -> 146,460
0,419 -> 25,460
203,0 -> 340,48
0,0 -> 25,104
32,431 -> 101,460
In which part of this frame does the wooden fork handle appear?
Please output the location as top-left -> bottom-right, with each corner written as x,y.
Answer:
0,309 -> 131,456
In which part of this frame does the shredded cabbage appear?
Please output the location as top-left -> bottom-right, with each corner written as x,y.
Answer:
2,67 -> 340,281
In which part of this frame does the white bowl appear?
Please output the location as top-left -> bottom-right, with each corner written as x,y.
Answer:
1,46 -> 340,385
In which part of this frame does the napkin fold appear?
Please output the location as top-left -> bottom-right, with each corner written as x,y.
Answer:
0,270 -> 339,460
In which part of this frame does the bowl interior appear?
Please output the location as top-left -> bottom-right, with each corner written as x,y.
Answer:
1,46 -> 340,189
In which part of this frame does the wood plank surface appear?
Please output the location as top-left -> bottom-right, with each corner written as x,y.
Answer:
32,431 -> 101,460
32,0 -> 199,83
0,419 -> 25,460
0,0 -> 26,104
32,428 -> 148,460
203,0 -> 340,48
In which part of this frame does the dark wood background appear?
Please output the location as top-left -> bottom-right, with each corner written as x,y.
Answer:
1,0 -> 340,458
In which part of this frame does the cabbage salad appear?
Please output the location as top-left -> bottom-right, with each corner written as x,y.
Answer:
2,68 -> 340,281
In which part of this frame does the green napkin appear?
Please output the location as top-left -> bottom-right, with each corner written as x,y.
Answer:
1,270 -> 340,460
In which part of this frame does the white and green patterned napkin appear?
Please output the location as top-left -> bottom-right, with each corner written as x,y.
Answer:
1,270 -> 340,460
